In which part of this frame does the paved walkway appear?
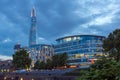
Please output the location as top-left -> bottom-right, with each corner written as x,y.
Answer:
0,71 -> 78,80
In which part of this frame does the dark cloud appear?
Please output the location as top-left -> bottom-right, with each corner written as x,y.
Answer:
0,0 -> 120,57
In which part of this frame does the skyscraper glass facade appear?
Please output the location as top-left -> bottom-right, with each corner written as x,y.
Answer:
54,35 -> 105,65
29,7 -> 37,46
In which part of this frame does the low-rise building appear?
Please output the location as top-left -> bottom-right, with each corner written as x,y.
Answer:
0,60 -> 13,72
54,35 -> 105,66
29,44 -> 54,67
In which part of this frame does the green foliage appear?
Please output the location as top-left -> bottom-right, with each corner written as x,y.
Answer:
34,60 -> 45,69
34,60 -> 40,69
78,59 -> 120,80
52,52 -> 68,68
103,29 -> 120,61
60,52 -> 68,66
45,59 -> 53,69
39,61 -> 46,69
52,53 -> 60,67
12,49 -> 32,69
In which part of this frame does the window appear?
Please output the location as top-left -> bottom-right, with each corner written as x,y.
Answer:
64,37 -> 71,42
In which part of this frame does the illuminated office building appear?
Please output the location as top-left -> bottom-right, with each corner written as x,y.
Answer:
54,35 -> 105,65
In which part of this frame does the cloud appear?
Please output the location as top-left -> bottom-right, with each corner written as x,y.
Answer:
0,54 -> 12,61
2,38 -> 12,43
38,37 -> 45,43
90,15 -> 113,25
68,0 -> 120,36
38,37 -> 52,44
38,37 -> 45,41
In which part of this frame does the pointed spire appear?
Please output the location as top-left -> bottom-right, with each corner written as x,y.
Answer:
31,6 -> 36,17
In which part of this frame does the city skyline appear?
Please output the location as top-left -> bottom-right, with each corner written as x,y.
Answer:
0,0 -> 120,60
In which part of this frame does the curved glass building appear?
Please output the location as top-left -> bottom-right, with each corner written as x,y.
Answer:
54,35 -> 105,65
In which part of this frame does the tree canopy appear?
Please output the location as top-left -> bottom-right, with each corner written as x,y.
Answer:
12,49 -> 32,69
103,29 -> 120,61
52,52 -> 68,68
34,60 -> 40,69
78,59 -> 120,80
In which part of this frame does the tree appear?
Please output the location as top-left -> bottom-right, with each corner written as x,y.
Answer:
59,52 -> 68,66
45,59 -> 53,69
52,52 -> 68,68
34,60 -> 53,70
78,59 -> 120,80
39,61 -> 46,69
12,49 -> 32,69
51,53 -> 59,68
34,60 -> 40,69
103,29 -> 120,61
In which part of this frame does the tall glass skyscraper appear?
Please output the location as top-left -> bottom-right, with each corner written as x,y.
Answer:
29,7 -> 37,46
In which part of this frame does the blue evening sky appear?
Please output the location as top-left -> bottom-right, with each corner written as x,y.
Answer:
0,0 -> 120,60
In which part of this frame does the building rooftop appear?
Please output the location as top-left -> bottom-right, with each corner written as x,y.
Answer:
56,34 -> 105,41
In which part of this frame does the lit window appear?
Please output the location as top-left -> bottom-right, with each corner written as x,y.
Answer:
75,54 -> 81,58
20,78 -> 23,80
44,46 -> 48,48
73,37 -> 76,40
7,69 -> 9,72
64,38 -> 71,42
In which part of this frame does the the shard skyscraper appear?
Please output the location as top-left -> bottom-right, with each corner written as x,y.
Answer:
29,7 -> 37,46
